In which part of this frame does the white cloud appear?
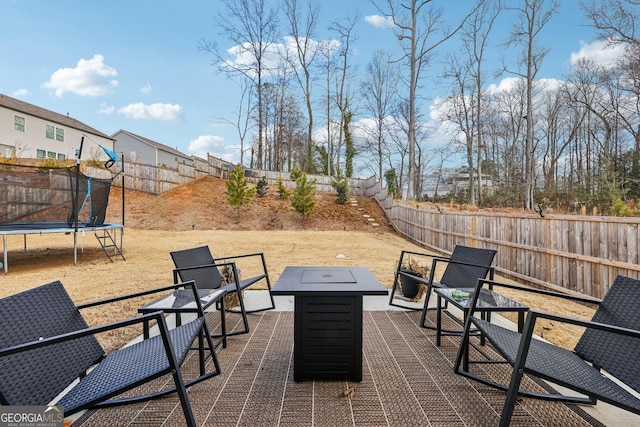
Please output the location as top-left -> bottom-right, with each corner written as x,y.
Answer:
222,37 -> 341,78
536,78 -> 563,92
140,83 -> 151,94
98,102 -> 115,114
223,42 -> 283,77
365,15 -> 394,29
486,77 -> 523,95
485,76 -> 563,96
116,102 -> 183,121
570,39 -> 626,69
187,135 -> 239,162
281,36 -> 341,68
43,54 -> 118,97
11,88 -> 30,97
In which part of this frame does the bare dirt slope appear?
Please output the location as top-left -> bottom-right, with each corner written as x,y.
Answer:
106,175 -> 392,233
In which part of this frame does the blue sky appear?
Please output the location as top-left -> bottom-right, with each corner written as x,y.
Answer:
1,0 -> 611,170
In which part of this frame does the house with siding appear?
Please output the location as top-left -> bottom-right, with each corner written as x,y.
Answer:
0,93 -> 114,161
111,129 -> 193,169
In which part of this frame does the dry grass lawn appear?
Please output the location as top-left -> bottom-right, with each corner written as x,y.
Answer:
0,228 -> 596,353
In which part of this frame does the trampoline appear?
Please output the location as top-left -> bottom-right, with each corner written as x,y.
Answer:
1,144 -> 126,273
0,222 -> 124,274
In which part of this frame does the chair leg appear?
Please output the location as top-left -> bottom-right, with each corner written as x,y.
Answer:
499,316 -> 537,427
225,276 -> 275,314
236,290 -> 250,333
224,290 -> 249,335
220,296 -> 227,348
157,316 -> 197,427
419,286 -> 434,328
242,281 -> 275,313
388,273 -> 400,305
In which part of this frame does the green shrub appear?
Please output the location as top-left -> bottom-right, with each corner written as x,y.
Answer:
291,171 -> 317,220
225,164 -> 256,216
611,198 -> 634,217
86,158 -> 104,168
289,165 -> 304,181
384,169 -> 397,198
37,158 -> 61,171
331,176 -> 349,204
256,176 -> 269,197
276,178 -> 292,200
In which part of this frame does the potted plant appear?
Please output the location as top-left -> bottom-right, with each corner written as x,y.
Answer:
399,257 -> 429,300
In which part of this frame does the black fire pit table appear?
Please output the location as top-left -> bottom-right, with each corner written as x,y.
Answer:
272,266 -> 388,382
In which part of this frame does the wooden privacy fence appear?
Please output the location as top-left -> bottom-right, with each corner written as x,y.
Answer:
372,188 -> 640,300
86,155 -> 377,196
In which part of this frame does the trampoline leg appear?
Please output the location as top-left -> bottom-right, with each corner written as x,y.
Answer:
3,235 -> 7,274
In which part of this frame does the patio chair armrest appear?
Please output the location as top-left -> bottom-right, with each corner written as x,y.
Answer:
0,311 -> 166,358
476,278 -> 602,306
435,258 -> 496,271
526,309 -> 640,339
216,252 -> 265,262
216,253 -> 269,276
426,258 -> 495,285
77,281 -> 201,310
397,250 -> 445,269
399,250 -> 440,262
171,261 -> 239,283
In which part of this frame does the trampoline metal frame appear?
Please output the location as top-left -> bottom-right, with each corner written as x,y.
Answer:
0,223 -> 124,274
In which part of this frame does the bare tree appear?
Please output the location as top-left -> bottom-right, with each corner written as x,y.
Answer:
330,13 -> 360,176
359,50 -> 399,180
440,59 -> 477,202
388,99 -> 429,198
199,0 -> 280,169
465,0 -> 501,205
316,40 -> 340,175
582,0 -> 640,45
503,0 -> 559,210
370,0 -> 483,200
219,80 -> 255,166
283,0 -> 320,173
487,79 -> 528,202
582,0 -> 640,199
431,144 -> 456,199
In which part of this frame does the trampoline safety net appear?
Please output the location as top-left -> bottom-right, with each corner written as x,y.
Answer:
0,163 -> 113,226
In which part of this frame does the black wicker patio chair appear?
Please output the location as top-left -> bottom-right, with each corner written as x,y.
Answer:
454,275 -> 640,427
388,246 -> 496,330
171,245 -> 275,336
0,280 -> 221,427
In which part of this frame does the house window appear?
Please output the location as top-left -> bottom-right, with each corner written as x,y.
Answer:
14,115 -> 25,132
36,149 -> 46,158
55,127 -> 64,142
47,151 -> 56,159
46,125 -> 55,139
57,153 -> 66,160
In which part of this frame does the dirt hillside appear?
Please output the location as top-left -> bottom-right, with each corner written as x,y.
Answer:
106,175 -> 393,233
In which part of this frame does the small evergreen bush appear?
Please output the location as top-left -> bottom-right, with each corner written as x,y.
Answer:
276,177 -> 292,200
291,170 -> 317,221
225,164 -> 256,217
256,176 -> 269,197
331,176 -> 349,204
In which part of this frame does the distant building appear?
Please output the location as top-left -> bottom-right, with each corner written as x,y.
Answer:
422,171 -> 494,199
0,93 -> 114,161
112,129 -> 193,169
